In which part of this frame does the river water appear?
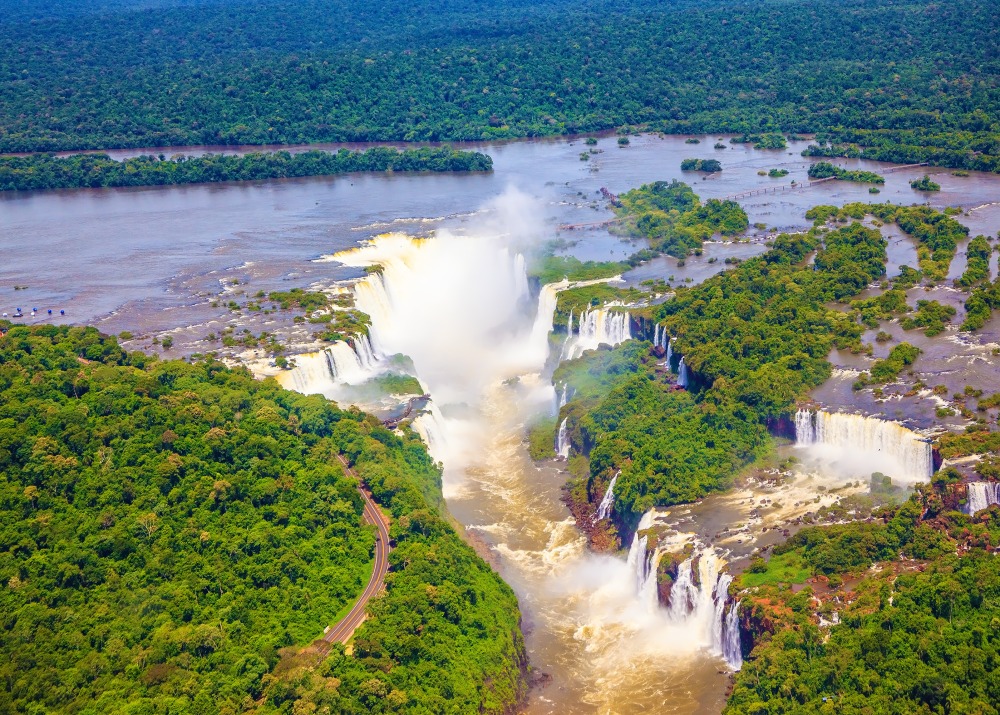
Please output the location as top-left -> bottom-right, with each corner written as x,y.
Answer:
4,134 -> 1000,714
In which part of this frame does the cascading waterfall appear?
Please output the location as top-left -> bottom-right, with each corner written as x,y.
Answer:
666,337 -> 673,367
722,601 -> 743,670
596,473 -> 618,520
677,356 -> 689,388
565,307 -> 632,360
277,333 -> 383,395
625,511 -> 742,670
794,409 -> 933,483
966,482 -> 1000,515
556,418 -> 570,459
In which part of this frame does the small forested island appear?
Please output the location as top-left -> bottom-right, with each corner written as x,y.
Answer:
680,158 -> 723,172
807,161 -> 885,184
910,174 -> 942,191
0,148 -> 493,192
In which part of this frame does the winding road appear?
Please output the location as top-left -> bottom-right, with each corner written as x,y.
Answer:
320,455 -> 391,646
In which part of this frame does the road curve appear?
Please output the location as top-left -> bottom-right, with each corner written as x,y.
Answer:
321,455 -> 391,646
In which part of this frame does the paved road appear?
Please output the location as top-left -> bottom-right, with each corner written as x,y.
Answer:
321,455 -> 391,645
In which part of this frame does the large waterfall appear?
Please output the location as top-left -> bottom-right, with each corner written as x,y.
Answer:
276,334 -> 382,395
794,409 -> 933,484
565,306 -> 632,360
966,482 -> 1000,515
626,513 -> 743,670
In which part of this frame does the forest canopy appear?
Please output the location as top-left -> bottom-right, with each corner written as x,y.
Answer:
0,325 -> 525,714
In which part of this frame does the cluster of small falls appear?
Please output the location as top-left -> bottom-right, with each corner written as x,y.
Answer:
561,306 -> 632,360
627,512 -> 743,671
966,481 -> 1000,515
277,334 -> 381,395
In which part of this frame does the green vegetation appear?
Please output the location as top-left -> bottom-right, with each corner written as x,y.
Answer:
738,550 -> 811,589
962,275 -> 1000,330
555,209 -> 898,526
366,373 -> 424,396
0,324 -> 524,715
726,488 -> 1000,715
614,180 -> 748,260
768,168 -> 789,178
0,148 -> 493,192
956,235 -> 993,288
856,342 -> 921,388
807,161 -> 884,184
807,203 -> 967,282
680,158 -> 723,172
900,299 -> 956,337
529,256 -> 628,285
910,174 -> 942,191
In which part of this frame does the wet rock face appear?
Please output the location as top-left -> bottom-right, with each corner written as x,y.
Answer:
738,599 -> 777,659
656,554 -> 680,607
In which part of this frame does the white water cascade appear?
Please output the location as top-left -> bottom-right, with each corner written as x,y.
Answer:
966,482 -> 1000,515
596,473 -> 618,520
794,409 -> 933,484
677,356 -> 689,388
277,334 -> 382,395
565,306 -> 632,360
666,337 -> 673,368
625,512 -> 742,670
556,418 -> 571,459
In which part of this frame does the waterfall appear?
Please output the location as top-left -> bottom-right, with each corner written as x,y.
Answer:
277,334 -> 382,395
654,323 -> 661,348
966,482 -> 1000,515
721,600 -> 743,670
625,511 -> 742,669
566,307 -> 632,359
556,418 -> 570,459
794,409 -> 933,483
677,357 -> 689,388
596,473 -> 618,520
665,338 -> 673,368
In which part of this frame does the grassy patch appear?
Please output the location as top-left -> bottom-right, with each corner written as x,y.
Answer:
738,550 -> 812,588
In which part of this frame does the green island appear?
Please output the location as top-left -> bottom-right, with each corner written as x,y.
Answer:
910,175 -> 942,192
0,325 -> 525,714
807,161 -> 885,184
0,148 -> 493,192
680,158 -> 723,173
613,180 -> 749,261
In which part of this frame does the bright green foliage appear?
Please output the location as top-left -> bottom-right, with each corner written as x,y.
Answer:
956,235 -> 993,288
900,299 -> 956,336
528,256 -> 628,285
851,289 -> 909,329
268,289 -> 332,311
680,158 -> 723,172
615,180 -> 748,259
0,149 -> 493,191
857,342 -> 921,387
768,168 -> 789,178
0,324 -> 524,715
0,0 -> 997,157
726,504 -> 1000,715
910,174 -> 942,191
659,222 -> 886,416
807,161 -> 885,184
962,277 -> 1000,330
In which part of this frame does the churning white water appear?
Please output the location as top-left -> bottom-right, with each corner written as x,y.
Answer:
565,306 -> 632,359
276,334 -> 382,396
794,409 -> 933,484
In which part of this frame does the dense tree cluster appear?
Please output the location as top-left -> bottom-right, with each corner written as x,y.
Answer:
0,0 -> 995,153
726,491 -> 1000,715
614,180 -> 748,259
807,161 -> 885,184
0,148 -> 493,192
0,325 -> 524,714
